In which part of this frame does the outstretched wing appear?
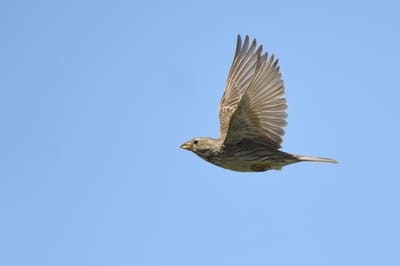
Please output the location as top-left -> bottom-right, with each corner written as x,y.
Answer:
223,47 -> 287,149
219,35 -> 263,141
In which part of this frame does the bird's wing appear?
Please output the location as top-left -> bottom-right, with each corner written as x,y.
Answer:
219,35 -> 263,140
223,48 -> 287,149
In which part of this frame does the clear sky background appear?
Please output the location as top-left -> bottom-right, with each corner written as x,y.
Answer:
1,0 -> 399,265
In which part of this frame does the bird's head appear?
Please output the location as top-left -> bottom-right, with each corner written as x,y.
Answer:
180,137 -> 220,158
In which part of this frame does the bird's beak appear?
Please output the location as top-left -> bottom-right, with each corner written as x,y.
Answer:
180,142 -> 192,150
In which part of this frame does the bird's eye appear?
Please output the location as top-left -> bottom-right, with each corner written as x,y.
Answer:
193,140 -> 199,145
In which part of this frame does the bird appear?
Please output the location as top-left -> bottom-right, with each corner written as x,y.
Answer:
180,35 -> 337,172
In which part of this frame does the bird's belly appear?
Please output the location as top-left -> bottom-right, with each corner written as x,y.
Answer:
203,146 -> 293,172
212,157 -> 281,172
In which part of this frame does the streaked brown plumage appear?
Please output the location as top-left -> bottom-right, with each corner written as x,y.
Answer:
180,35 -> 337,172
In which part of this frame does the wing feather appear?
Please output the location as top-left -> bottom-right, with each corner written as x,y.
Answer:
223,43 -> 287,149
219,35 -> 263,140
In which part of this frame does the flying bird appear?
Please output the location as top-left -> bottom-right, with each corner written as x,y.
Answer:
180,35 -> 337,172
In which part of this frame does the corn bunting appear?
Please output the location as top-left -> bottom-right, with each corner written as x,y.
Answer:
181,35 -> 337,172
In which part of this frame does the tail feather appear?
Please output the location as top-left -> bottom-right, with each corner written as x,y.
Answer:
295,155 -> 338,164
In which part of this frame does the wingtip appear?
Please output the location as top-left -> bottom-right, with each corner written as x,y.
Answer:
235,34 -> 242,55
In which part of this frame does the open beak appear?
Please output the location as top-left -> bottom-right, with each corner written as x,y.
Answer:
180,142 -> 192,150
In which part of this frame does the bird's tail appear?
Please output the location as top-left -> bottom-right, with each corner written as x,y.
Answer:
295,154 -> 338,164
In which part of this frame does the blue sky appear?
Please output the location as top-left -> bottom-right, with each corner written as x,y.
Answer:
1,0 -> 399,265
